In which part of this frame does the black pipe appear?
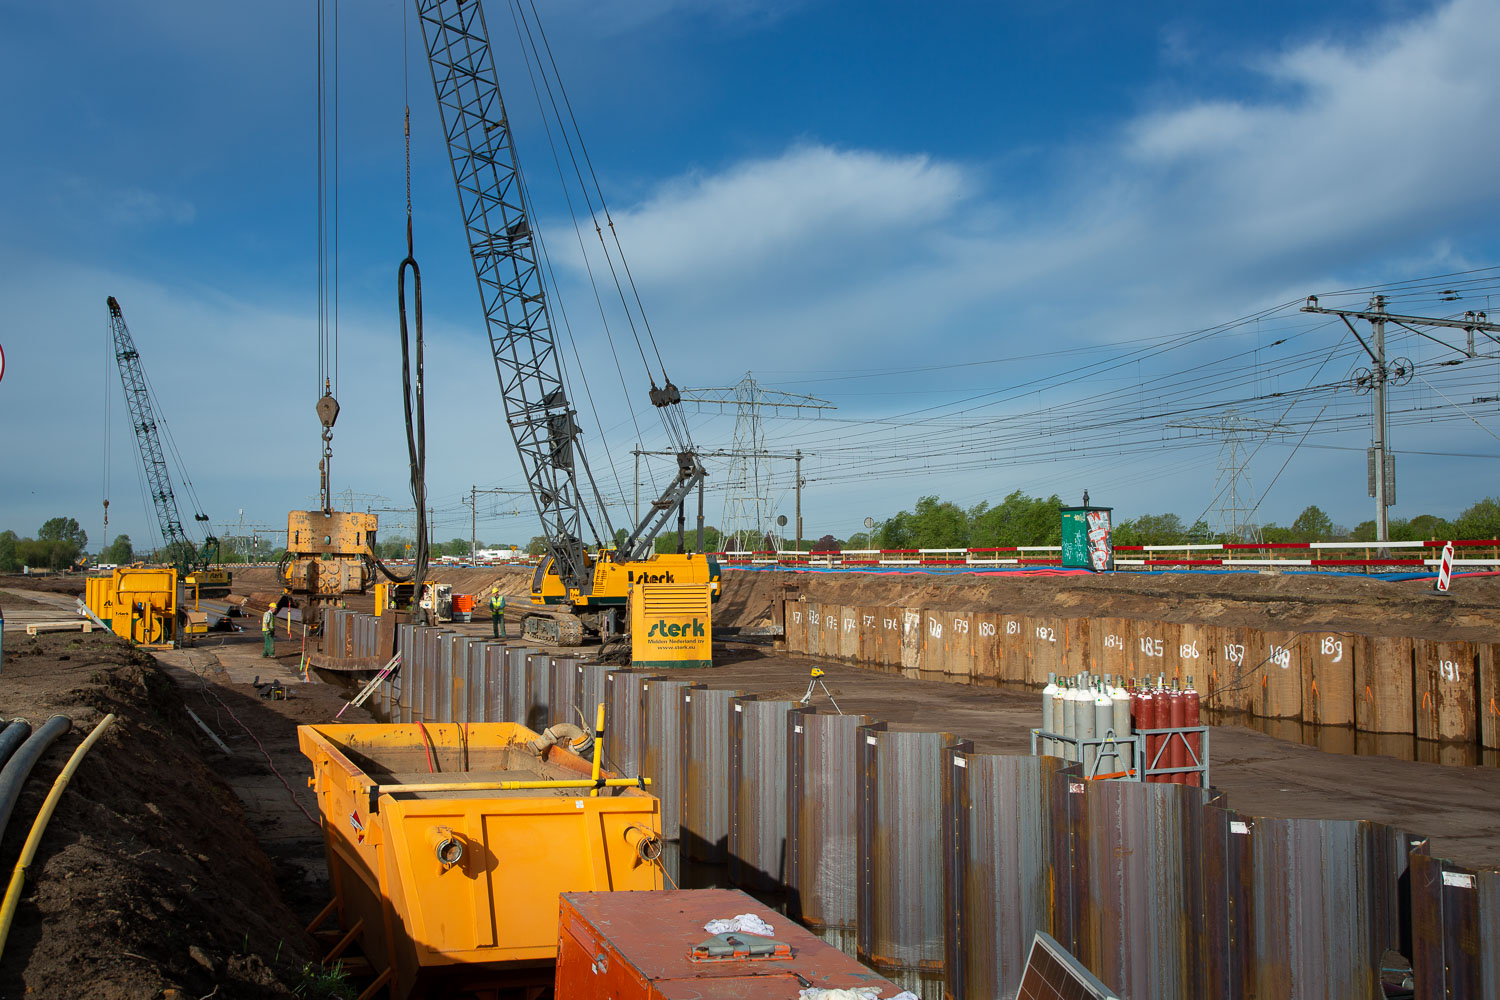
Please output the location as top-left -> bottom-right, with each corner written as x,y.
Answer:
0,715 -> 73,846
0,720 -> 33,773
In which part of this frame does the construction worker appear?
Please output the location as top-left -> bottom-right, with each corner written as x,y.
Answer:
490,591 -> 507,639
261,604 -> 276,658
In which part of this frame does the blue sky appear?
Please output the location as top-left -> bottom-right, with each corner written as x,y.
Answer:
2,0 -> 1498,553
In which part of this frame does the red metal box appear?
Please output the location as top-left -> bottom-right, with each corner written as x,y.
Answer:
556,888 -> 903,999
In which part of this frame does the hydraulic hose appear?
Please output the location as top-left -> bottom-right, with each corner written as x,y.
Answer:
0,714 -> 114,960
397,105 -> 429,599
0,715 -> 73,847
0,721 -> 33,773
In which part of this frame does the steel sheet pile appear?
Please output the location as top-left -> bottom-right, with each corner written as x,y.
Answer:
343,610 -> 1489,999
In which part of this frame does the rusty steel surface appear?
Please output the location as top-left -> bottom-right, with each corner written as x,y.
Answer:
576,663 -> 612,731
606,669 -> 650,778
857,723 -> 960,977
555,888 -> 902,999
1244,817 -> 1415,1000
522,653 -> 552,731
437,634 -> 457,722
1411,852 -> 1500,1000
728,696 -> 799,893
502,647 -> 532,724
945,751 -> 1071,1000
422,629 -> 440,723
549,656 -> 579,728
786,707 -> 868,933
682,686 -> 742,863
481,643 -> 503,723
1068,778 -> 1209,1000
643,676 -> 698,842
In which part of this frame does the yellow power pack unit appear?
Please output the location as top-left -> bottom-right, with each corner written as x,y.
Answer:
629,582 -> 713,669
106,566 -> 177,646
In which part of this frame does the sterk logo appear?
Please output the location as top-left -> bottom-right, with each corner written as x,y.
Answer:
646,618 -> 706,638
349,809 -> 366,844
628,570 -> 676,584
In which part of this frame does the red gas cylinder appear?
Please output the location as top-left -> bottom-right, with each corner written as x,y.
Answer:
1137,686 -> 1160,782
1166,681 -> 1187,784
1183,676 -> 1202,787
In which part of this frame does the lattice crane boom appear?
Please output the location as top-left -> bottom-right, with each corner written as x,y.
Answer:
106,296 -> 215,575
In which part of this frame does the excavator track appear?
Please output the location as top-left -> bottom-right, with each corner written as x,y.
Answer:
522,613 -> 585,647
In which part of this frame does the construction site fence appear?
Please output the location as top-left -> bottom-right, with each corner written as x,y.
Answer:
318,608 -> 1498,999
782,600 -> 1500,751
717,537 -> 1500,570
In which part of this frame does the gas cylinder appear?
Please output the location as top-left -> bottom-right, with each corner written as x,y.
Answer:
1109,674 -> 1133,775
1074,679 -> 1096,772
1137,683 -> 1159,781
1051,679 -> 1068,757
1060,678 -> 1078,762
1167,678 -> 1187,784
1092,683 -> 1114,777
1041,672 -> 1060,757
1183,675 -> 1202,787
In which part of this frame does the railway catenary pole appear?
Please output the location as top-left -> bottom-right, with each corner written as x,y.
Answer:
795,449 -> 803,554
1301,295 -> 1500,545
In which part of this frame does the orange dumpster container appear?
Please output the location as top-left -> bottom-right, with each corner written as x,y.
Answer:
299,721 -> 662,998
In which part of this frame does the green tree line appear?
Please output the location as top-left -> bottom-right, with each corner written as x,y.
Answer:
797,493 -> 1500,550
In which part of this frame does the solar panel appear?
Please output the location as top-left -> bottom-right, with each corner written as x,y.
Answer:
1015,931 -> 1121,1000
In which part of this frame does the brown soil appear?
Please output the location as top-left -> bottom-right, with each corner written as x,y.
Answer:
729,567 -> 1500,640
0,574 -> 86,598
0,629 -> 318,999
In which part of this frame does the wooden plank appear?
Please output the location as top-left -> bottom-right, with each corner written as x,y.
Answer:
1175,622 -> 1215,695
921,610 -> 949,675
1414,639 -> 1480,744
1021,615 -> 1064,686
1254,628 -> 1304,721
821,603 -> 841,659
971,612 -> 1001,682
856,608 -> 880,666
1059,617 -> 1088,680
784,601 -> 807,655
24,621 -> 94,635
995,614 -> 1026,682
839,605 -> 861,662
1355,635 -> 1415,735
1089,616 -> 1132,682
804,604 -> 821,658
1128,619 -> 1181,688
944,610 -> 975,679
876,607 -> 902,668
900,608 -> 923,671
1207,624 -> 1257,716
1300,630 -> 1357,728
1482,642 -> 1500,750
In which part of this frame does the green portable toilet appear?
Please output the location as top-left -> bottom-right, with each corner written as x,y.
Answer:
1060,505 -> 1113,571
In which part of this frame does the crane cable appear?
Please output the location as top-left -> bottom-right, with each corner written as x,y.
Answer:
391,9 -> 429,593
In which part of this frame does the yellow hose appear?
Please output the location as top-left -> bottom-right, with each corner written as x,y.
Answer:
0,713 -> 115,961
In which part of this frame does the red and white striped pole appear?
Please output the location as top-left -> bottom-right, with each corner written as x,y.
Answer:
1435,540 -> 1455,593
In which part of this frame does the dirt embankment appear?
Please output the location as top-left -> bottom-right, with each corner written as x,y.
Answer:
225,563 -> 1500,639
0,574 -> 86,598
0,631 -> 317,999
730,567 -> 1500,641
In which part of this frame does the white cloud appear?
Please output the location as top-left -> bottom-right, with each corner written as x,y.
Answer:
593,144 -> 968,284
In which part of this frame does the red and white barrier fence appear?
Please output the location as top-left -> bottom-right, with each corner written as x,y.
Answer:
715,538 -> 1500,572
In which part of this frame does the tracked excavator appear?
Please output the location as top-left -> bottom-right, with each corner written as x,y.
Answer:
414,0 -> 718,645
